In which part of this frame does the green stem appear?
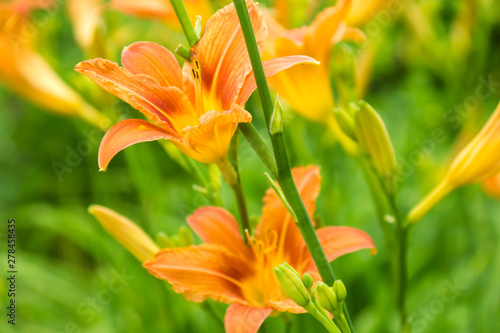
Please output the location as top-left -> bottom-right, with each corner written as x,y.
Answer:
389,196 -> 408,332
357,157 -> 395,247
305,304 -> 342,333
337,311 -> 351,333
233,0 -> 355,331
216,157 -> 251,234
238,123 -> 278,178
168,0 -> 199,47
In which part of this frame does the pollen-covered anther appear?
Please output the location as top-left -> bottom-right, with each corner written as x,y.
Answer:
191,59 -> 205,114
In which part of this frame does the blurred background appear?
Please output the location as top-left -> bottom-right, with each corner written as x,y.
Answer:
1,0 -> 499,332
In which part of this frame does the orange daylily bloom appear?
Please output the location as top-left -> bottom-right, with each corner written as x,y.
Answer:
75,1 -> 317,169
264,0 -> 364,123
144,166 -> 376,333
111,0 -> 214,28
0,1 -> 106,128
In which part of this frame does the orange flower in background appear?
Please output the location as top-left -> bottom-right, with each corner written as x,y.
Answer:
144,166 -> 376,333
0,1 -> 106,128
76,0 -> 317,169
483,173 -> 500,199
263,0 -> 364,123
111,0 -> 214,28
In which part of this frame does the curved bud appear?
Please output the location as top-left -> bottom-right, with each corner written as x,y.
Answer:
332,280 -> 347,303
89,205 -> 159,262
316,281 -> 338,313
274,264 -> 311,307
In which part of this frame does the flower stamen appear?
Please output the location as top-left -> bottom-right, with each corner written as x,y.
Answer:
191,59 -> 205,115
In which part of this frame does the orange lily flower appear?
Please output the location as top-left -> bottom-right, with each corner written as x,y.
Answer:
75,1 -> 317,169
111,0 -> 214,28
144,166 -> 376,333
0,1 -> 106,128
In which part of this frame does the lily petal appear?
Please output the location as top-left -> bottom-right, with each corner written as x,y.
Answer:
173,104 -> 252,163
256,166 -> 321,266
225,303 -> 272,333
187,0 -> 267,110
266,298 -> 306,314
98,119 -> 177,171
144,244 -> 252,304
236,55 -> 320,106
187,207 -> 252,258
305,0 -> 352,61
304,226 -> 376,272
75,58 -> 195,131
121,41 -> 183,89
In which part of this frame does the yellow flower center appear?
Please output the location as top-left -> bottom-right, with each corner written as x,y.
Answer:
241,230 -> 289,307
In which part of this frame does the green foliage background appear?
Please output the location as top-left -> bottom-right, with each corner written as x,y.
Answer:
1,1 -> 500,332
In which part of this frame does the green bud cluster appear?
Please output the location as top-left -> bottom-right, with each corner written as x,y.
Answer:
274,263 -> 343,333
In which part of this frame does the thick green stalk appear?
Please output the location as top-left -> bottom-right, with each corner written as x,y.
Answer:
233,0 -> 354,331
169,0 -> 199,47
238,123 -> 278,178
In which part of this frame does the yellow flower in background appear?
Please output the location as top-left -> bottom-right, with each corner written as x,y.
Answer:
264,0 -> 363,122
0,1 -> 107,129
89,205 -> 160,262
111,0 -> 214,28
76,1 -> 317,169
408,101 -> 500,224
67,0 -> 103,51
345,0 -> 387,26
263,0 -> 363,155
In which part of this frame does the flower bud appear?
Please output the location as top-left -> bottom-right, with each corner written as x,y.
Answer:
88,205 -> 160,262
408,101 -> 500,224
316,281 -> 338,313
270,96 -> 284,135
332,280 -> 347,303
302,273 -> 314,289
274,264 -> 311,307
333,108 -> 357,141
354,101 -> 398,194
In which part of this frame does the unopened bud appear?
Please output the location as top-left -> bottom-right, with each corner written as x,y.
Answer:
302,273 -> 314,289
89,205 -> 159,262
316,281 -> 338,313
270,96 -> 284,135
332,280 -> 347,303
177,226 -> 194,247
355,100 -> 397,193
333,108 -> 356,140
274,264 -> 311,307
